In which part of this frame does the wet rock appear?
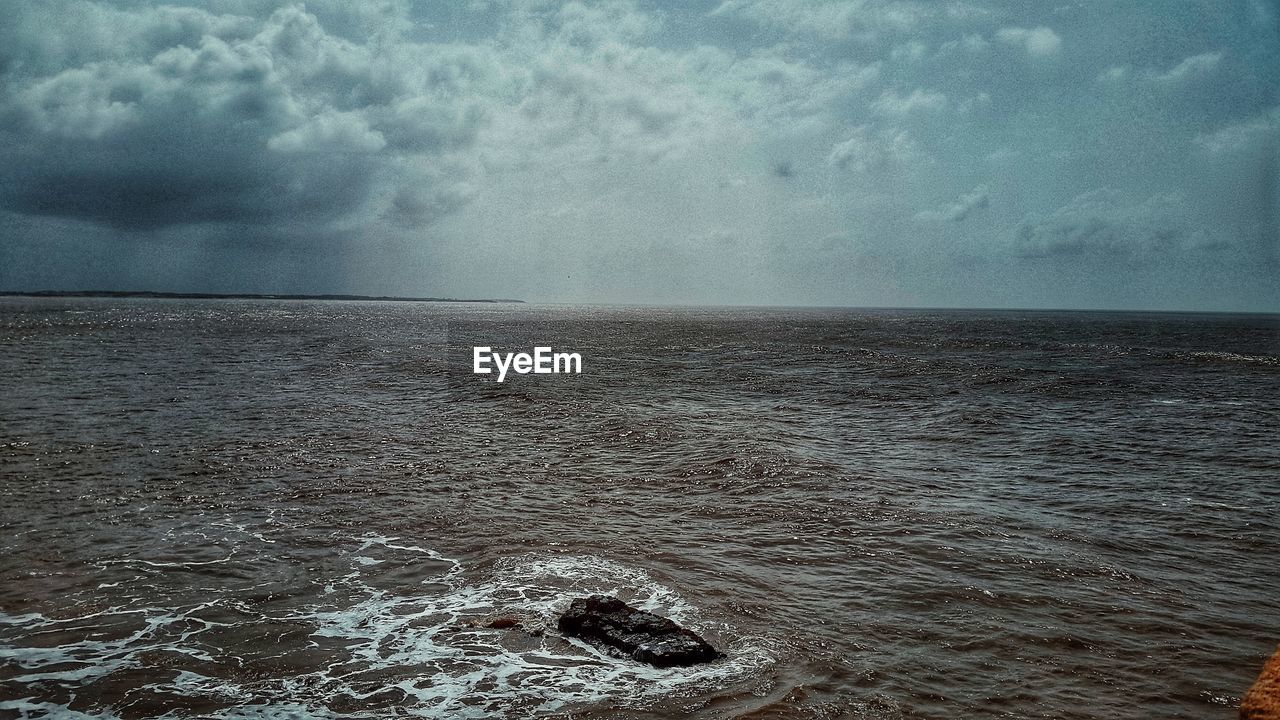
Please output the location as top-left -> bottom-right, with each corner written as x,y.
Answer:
557,595 -> 720,668
461,614 -> 545,637
1242,644 -> 1280,719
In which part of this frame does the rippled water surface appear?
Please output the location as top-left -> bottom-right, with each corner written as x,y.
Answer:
1,299 -> 1278,719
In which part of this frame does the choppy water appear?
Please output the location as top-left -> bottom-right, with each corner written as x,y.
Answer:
1,299 -> 1277,719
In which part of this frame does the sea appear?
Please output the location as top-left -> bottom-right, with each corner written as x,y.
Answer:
1,298 -> 1277,719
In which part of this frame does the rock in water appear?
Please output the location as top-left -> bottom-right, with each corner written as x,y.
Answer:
557,595 -> 720,667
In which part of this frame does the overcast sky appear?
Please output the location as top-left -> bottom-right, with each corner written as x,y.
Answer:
0,0 -> 1276,310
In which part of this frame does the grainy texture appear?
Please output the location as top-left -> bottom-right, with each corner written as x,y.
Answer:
1242,646 -> 1280,720
1,299 -> 1277,718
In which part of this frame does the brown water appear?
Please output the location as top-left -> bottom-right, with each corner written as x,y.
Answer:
1,298 -> 1277,719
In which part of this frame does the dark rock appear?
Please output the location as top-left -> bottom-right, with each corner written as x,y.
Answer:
557,595 -> 720,667
460,614 -> 543,636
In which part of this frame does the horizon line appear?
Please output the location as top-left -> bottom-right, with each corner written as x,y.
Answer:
2,289 -> 1277,316
0,289 -> 526,304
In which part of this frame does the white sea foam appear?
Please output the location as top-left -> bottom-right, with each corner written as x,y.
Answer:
0,699 -> 123,720
0,536 -> 774,718
275,538 -> 774,717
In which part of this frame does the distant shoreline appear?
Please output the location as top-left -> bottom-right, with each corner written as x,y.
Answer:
0,290 -> 525,304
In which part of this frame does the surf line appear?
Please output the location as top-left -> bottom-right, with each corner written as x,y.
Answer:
473,346 -> 582,382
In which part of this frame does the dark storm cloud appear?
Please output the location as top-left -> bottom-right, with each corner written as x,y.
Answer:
0,2 -> 482,232
0,0 -> 1275,310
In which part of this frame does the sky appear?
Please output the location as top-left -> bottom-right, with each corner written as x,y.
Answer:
0,0 -> 1276,310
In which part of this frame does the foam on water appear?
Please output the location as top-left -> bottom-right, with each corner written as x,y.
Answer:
4,301 -> 1275,719
0,534 -> 773,718
277,535 -> 774,717
0,700 -> 120,720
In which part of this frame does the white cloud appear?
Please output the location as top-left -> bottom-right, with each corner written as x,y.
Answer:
709,0 -> 926,42
996,26 -> 1062,57
916,185 -> 989,222
267,110 -> 386,153
670,46 -> 880,131
891,41 -> 928,63
1193,111 -> 1277,156
938,33 -> 990,55
872,88 -> 947,117
10,0 -> 862,232
1101,51 -> 1226,88
549,0 -> 662,45
1155,51 -> 1223,84
1014,190 -> 1209,258
827,125 -> 925,172
1097,65 -> 1129,83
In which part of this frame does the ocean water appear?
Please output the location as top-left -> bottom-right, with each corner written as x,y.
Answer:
0,298 -> 1277,719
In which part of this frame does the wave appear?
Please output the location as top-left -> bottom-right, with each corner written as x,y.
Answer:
0,536 -> 774,718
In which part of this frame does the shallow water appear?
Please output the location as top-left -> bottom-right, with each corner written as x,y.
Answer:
1,299 -> 1277,718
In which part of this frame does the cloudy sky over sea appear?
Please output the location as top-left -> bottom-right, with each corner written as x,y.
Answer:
0,1 -> 1275,310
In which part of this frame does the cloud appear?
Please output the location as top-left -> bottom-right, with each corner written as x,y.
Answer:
267,110 -> 387,154
679,48 -> 880,131
0,0 -> 887,239
871,88 -> 947,117
1193,111 -> 1277,156
1155,51 -> 1223,85
890,41 -> 928,63
916,184 -> 989,222
0,3 -> 485,231
709,0 -> 925,43
1013,190 -> 1207,259
1099,51 -> 1226,89
1096,65 -> 1129,83
938,33 -> 990,56
479,5 -> 875,167
995,26 -> 1062,57
826,125 -> 925,173
547,0 -> 662,46
0,0 -> 759,234
0,0 -> 1273,310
